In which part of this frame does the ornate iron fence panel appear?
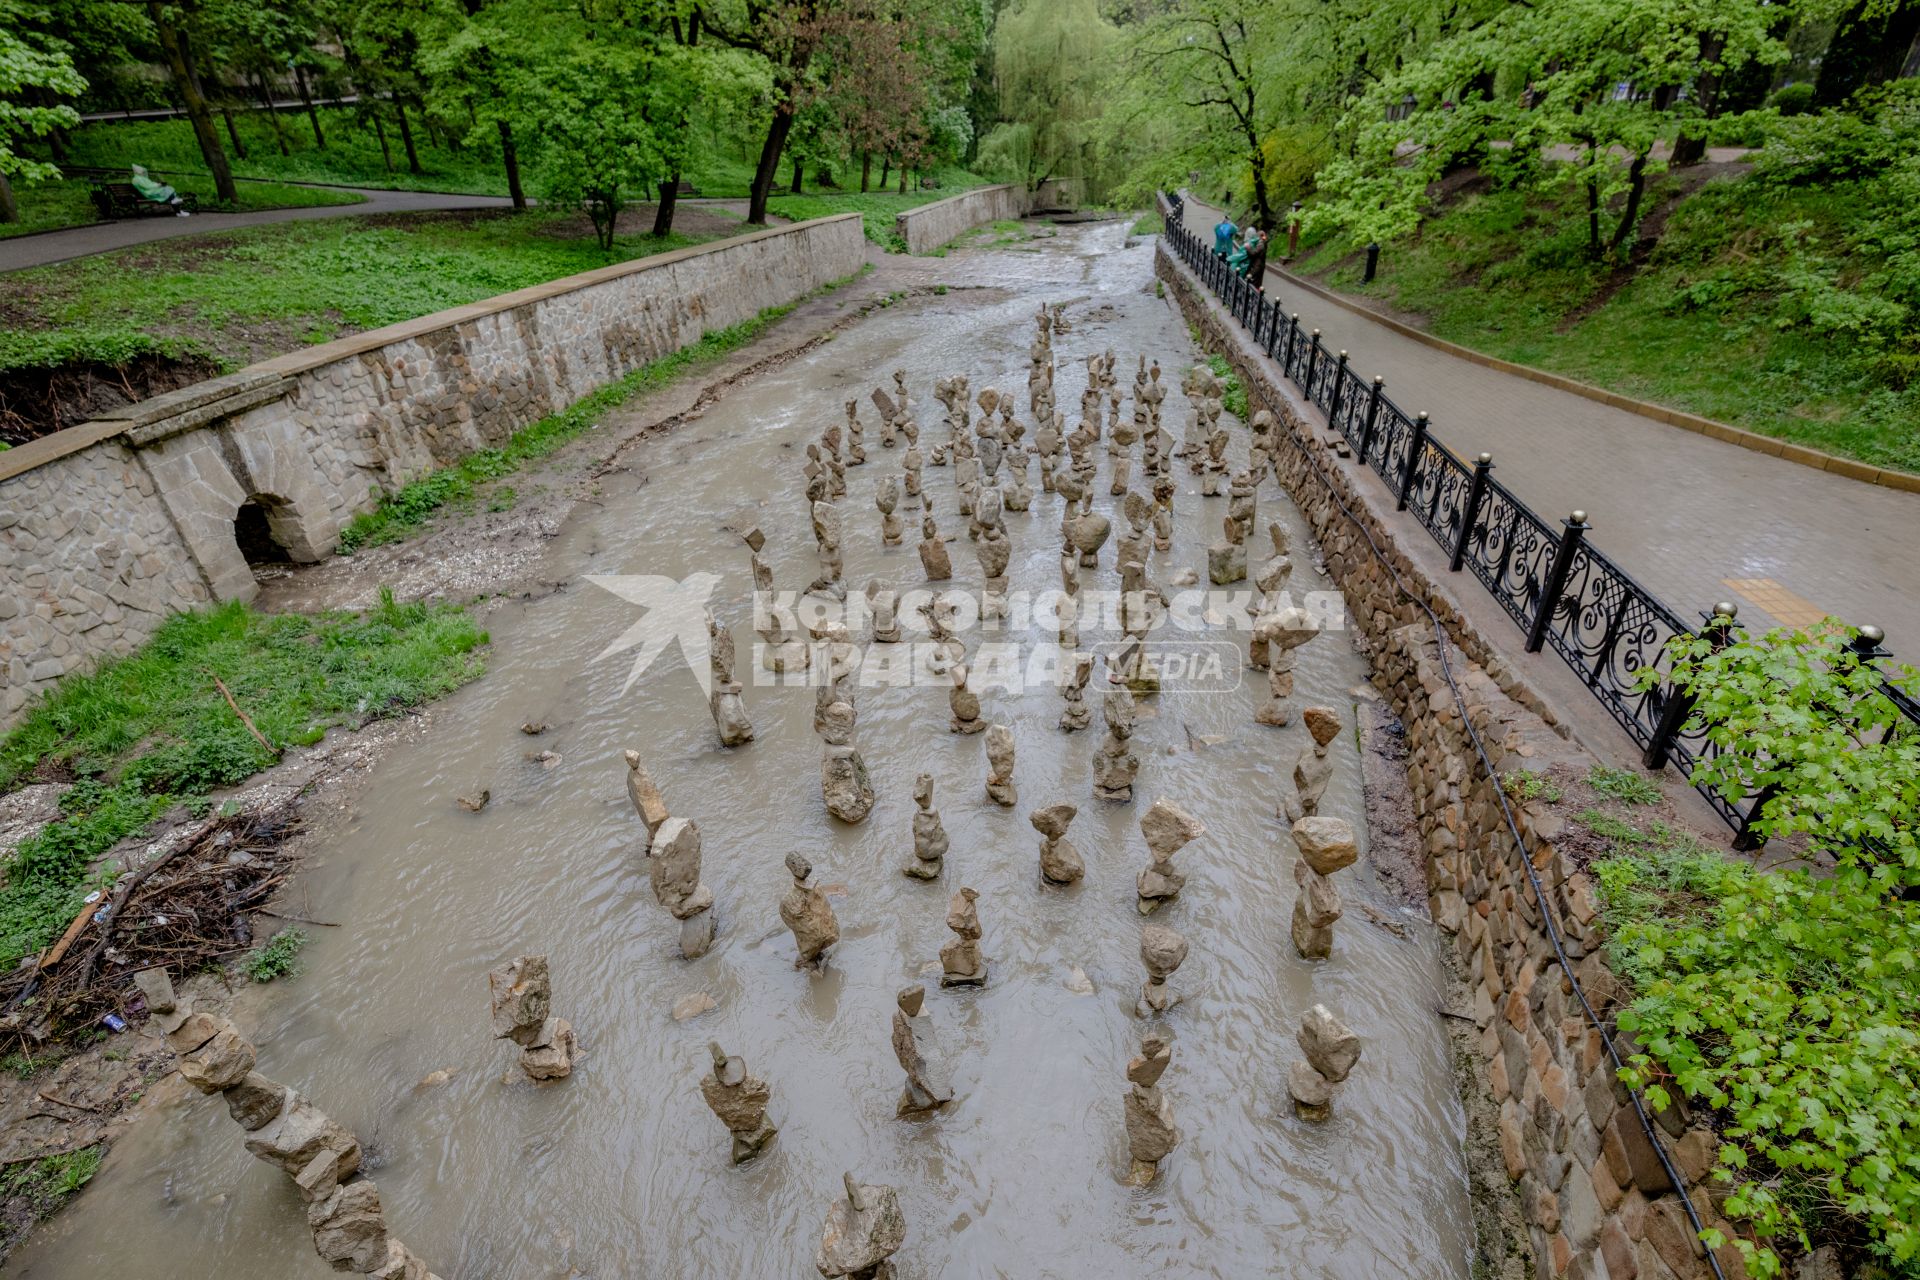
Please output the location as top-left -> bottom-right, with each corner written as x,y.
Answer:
1409,440 -> 1471,548
1462,476 -> 1559,629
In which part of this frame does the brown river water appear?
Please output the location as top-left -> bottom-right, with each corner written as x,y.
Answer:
9,222 -> 1475,1279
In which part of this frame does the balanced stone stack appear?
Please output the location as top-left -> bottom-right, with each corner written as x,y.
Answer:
626,750 -> 716,959
1030,802 -> 1083,885
706,612 -> 755,747
1286,1004 -> 1362,1122
983,724 -> 1018,807
905,773 -> 949,880
1290,815 -> 1358,960
890,985 -> 955,1116
699,1040 -> 778,1163
164,997 -> 441,1278
1135,799 -> 1207,914
939,886 -> 988,987
1092,689 -> 1142,801
815,1172 -> 907,1280
1137,925 -> 1189,1016
488,954 -> 578,1080
1281,706 -> 1342,822
1122,1031 -> 1179,1185
780,852 -> 841,971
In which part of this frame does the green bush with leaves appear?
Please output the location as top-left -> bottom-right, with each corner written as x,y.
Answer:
243,928 -> 308,982
1649,622 -> 1920,886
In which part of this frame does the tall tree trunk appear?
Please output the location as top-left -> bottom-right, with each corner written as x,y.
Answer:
256,72 -> 291,155
747,88 -> 798,224
396,100 -> 422,174
1608,150 -> 1651,257
221,105 -> 247,158
373,114 -> 393,171
1672,34 -> 1727,168
790,154 -> 804,194
1817,0 -> 1920,107
879,154 -> 890,187
897,163 -> 907,194
294,64 -> 325,148
0,173 -> 18,223
1584,174 -> 1601,260
860,151 -> 871,193
498,119 -> 526,210
149,1 -> 237,202
652,175 -> 679,237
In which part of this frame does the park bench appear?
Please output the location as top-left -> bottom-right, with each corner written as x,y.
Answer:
670,179 -> 700,197
87,178 -> 199,220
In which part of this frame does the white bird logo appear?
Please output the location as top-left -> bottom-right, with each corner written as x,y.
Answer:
585,573 -> 722,696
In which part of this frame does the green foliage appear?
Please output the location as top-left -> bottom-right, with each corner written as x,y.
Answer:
1769,83 -> 1816,117
0,0 -> 86,188
1587,765 -> 1661,805
0,596 -> 486,969
987,0 -> 1113,191
1204,353 -> 1249,420
242,927 -> 307,982
337,299 -> 800,551
1592,813 -> 1920,1274
1503,771 -> 1562,803
1130,209 -> 1162,237
0,1146 -> 102,1215
1646,622 -> 1920,886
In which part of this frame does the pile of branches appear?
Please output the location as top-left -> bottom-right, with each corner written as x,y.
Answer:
0,803 -> 300,1039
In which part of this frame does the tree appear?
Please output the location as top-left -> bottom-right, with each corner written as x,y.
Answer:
525,44 -> 667,249
0,0 -> 87,221
1128,0 -> 1277,228
146,0 -> 238,202
982,0 -> 1112,192
696,0 -> 828,224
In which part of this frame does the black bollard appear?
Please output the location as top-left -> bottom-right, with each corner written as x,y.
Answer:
1363,242 -> 1380,283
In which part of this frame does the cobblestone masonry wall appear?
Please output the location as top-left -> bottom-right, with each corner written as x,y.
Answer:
894,184 -> 1032,255
1158,239 -> 1754,1280
0,215 -> 867,722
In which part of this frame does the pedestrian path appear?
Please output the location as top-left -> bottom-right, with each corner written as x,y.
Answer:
1177,196 -> 1920,664
0,184 -> 515,272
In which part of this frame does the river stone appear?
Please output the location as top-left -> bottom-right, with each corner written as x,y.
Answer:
1299,1005 -> 1361,1082
131,966 -> 176,1014
176,1023 -> 257,1094
623,750 -> 671,836
370,1240 -> 432,1280
1140,800 -> 1206,856
1288,1060 -> 1333,1122
164,1010 -> 226,1056
1293,816 -> 1358,875
1303,706 -> 1342,747
816,1175 -> 907,1278
487,955 -> 551,1044
1124,1085 -> 1179,1165
225,1072 -> 291,1130
520,1017 -> 577,1081
672,992 -> 717,1021
245,1099 -> 362,1179
294,1149 -> 342,1203
648,818 -> 703,909
1126,1032 -> 1173,1088
308,1178 -> 389,1273
1140,925 -> 1188,981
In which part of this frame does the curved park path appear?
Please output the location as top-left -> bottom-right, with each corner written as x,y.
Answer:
0,184 -> 517,272
1178,196 -> 1920,664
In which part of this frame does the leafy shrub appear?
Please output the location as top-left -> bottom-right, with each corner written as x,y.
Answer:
1755,82 -> 1920,188
1586,765 -> 1660,805
243,928 -> 308,982
1768,82 -> 1815,117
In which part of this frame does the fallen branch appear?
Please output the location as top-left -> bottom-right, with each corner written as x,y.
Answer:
256,910 -> 339,928
211,672 -> 279,759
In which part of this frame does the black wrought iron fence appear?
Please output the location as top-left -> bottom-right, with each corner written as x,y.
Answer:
1162,191 -> 1918,841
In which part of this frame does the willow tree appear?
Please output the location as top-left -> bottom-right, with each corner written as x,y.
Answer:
982,0 -> 1113,193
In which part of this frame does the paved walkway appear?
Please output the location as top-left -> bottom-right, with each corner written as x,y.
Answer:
1178,196 -> 1920,664
0,184 -> 515,272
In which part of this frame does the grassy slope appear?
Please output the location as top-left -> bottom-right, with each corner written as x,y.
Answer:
1,213 -> 718,374
1295,173 -> 1920,474
0,177 -> 364,239
0,594 -> 487,970
766,170 -> 991,248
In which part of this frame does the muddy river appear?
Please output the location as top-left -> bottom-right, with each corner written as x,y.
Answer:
10,222 -> 1475,1278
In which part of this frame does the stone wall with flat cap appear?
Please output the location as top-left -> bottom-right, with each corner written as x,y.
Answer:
1159,232 -> 1754,1280
0,214 -> 867,723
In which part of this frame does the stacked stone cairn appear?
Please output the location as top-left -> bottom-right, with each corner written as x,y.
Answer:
706,612 -> 754,748
1030,802 -> 1083,885
1281,706 -> 1342,822
1137,924 -> 1189,1016
626,750 -> 716,959
1122,1031 -> 1179,1185
1058,651 -> 1094,732
489,953 -> 578,1081
815,1171 -> 907,1280
157,984 -> 441,1277
1092,689 -> 1142,801
781,851 -> 841,971
905,772 -> 950,880
743,526 -> 807,673
1290,815 -> 1358,960
699,1040 -> 778,1162
939,886 -> 988,987
1136,799 -> 1207,914
983,723 -> 1018,807
890,985 -> 954,1116
1286,1004 -> 1361,1122
876,474 -> 905,546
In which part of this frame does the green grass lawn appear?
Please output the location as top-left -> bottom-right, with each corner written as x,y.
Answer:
1294,174 -> 1920,475
0,593 -> 486,971
0,176 -> 364,239
2,211 -> 720,375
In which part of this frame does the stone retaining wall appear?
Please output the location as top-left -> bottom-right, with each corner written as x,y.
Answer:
0,214 -> 867,723
894,184 -> 1032,255
1157,234 -> 1750,1280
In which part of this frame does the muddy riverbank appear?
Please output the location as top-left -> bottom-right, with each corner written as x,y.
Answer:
6,221 -> 1483,1278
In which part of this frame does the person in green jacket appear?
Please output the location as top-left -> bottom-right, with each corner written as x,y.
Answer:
130,165 -> 191,216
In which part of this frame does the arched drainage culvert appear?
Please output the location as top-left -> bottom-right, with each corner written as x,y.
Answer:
233,497 -> 294,568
